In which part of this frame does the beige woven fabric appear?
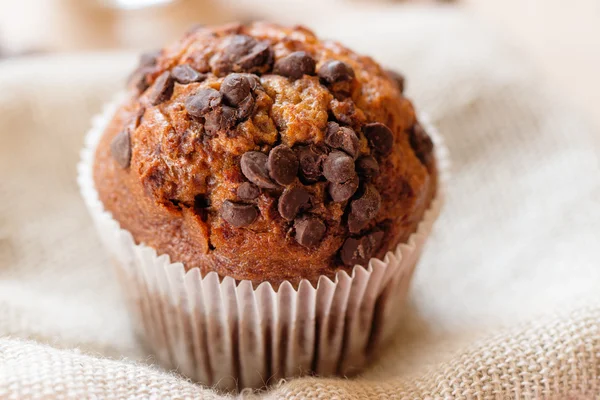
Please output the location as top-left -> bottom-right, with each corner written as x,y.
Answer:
1,9 -> 599,399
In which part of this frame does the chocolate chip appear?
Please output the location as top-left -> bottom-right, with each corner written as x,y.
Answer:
386,69 -> 405,93
220,200 -> 258,227
238,40 -> 273,73
216,35 -> 253,71
356,156 -> 379,180
243,74 -> 263,91
278,187 -> 311,220
318,60 -> 355,84
204,105 -> 237,135
350,184 -> 381,221
339,230 -> 384,266
340,237 -> 369,266
325,122 -> 359,158
296,145 -> 327,183
274,51 -> 316,79
172,64 -> 206,84
215,35 -> 274,76
329,175 -> 359,202
235,94 -> 255,121
110,130 -> 131,168
147,71 -> 174,106
129,50 -> 160,93
409,123 -> 434,166
185,88 -> 223,117
133,107 -> 145,129
219,73 -> 256,121
220,73 -> 252,106
368,230 -> 384,254
294,215 -> 326,247
139,50 -> 160,68
323,151 -> 356,184
364,122 -> 394,156
130,70 -> 150,93
240,151 -> 278,189
237,182 -> 260,200
128,67 -> 153,93
348,184 -> 381,233
267,145 -> 299,186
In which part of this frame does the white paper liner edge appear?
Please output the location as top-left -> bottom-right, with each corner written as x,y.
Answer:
77,94 -> 449,390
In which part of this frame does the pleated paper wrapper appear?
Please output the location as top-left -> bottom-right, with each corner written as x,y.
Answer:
77,97 -> 449,391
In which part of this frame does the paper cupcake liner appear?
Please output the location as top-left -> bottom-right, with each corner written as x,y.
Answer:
77,96 -> 449,390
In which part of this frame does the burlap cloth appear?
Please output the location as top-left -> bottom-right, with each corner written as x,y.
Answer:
1,9 -> 599,399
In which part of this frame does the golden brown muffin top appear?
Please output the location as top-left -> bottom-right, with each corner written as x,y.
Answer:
96,22 -> 436,285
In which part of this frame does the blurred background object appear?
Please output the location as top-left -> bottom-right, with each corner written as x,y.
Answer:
0,0 -> 598,129
0,0 -> 236,54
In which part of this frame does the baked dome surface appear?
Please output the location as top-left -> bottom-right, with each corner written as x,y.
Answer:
93,22 -> 437,285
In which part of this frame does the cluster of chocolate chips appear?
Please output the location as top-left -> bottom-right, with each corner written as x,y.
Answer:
213,34 -> 274,76
220,142 -> 327,248
112,54 -> 209,168
225,122 -> 389,261
130,50 -> 208,101
185,72 -> 262,135
214,51 -> 397,261
113,32 -> 433,268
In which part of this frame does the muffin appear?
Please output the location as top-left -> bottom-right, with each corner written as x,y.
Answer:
79,22 -> 445,390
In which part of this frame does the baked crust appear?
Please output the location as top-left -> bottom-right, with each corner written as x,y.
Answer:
93,22 -> 437,286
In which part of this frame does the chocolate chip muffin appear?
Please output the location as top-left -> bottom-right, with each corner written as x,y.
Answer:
93,22 -> 437,286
